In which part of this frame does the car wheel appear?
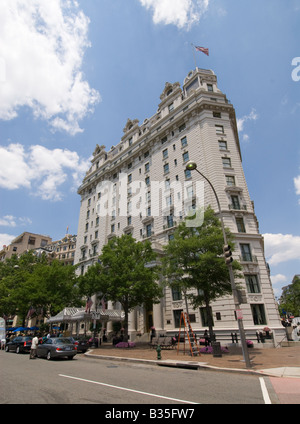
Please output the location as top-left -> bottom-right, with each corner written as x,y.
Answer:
47,351 -> 52,360
16,346 -> 20,354
5,345 -> 9,352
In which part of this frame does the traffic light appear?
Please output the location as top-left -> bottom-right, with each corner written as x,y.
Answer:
223,244 -> 233,265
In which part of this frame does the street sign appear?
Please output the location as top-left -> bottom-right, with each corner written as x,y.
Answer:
236,309 -> 243,320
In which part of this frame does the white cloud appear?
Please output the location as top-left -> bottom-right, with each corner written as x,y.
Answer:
263,233 -> 300,266
0,0 -> 100,135
139,0 -> 210,29
0,234 -> 16,249
237,108 -> 258,141
0,215 -> 32,228
294,175 -> 300,204
0,143 -> 90,201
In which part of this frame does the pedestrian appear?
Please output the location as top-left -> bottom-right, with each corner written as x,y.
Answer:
203,330 -> 210,347
30,334 -> 39,359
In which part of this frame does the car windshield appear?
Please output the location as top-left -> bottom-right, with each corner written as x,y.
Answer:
54,338 -> 72,345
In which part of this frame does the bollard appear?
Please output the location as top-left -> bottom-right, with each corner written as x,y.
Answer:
156,344 -> 161,360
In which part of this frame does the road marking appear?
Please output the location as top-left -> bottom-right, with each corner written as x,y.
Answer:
59,374 -> 198,404
259,377 -> 271,404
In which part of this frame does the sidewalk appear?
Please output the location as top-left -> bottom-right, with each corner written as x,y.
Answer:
85,342 -> 300,378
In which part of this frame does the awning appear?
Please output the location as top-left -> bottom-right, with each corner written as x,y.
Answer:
47,307 -> 124,324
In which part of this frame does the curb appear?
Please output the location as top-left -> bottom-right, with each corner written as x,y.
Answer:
84,351 -> 272,377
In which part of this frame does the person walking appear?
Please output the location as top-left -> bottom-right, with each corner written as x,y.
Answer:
30,335 -> 39,359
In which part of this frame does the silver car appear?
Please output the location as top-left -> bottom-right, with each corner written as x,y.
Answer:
37,337 -> 77,360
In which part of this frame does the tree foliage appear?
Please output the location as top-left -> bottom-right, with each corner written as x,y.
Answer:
162,206 -> 242,339
79,234 -> 163,340
0,251 -> 82,325
279,276 -> 300,317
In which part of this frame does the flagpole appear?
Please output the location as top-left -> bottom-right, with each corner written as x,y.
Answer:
191,43 -> 197,69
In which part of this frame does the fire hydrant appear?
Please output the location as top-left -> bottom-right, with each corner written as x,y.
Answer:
156,344 -> 161,360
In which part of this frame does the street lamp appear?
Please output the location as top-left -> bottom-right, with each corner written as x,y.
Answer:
185,161 -> 252,368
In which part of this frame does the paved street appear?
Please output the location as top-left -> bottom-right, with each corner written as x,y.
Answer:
0,350 -> 279,405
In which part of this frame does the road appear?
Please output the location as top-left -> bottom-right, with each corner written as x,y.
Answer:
0,350 -> 280,406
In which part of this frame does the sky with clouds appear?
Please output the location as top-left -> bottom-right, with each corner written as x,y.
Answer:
0,0 -> 299,298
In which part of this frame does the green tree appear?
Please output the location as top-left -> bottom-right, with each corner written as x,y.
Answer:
279,276 -> 300,317
82,234 -> 163,341
0,251 -> 82,324
162,206 -> 242,341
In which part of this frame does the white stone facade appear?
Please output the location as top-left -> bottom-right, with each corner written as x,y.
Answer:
74,68 -> 284,342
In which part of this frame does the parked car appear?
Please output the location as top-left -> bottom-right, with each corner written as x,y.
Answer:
36,337 -> 77,360
68,336 -> 89,353
5,336 -> 32,354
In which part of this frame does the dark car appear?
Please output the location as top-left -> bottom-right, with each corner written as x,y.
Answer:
5,336 -> 32,354
68,336 -> 90,353
36,337 -> 77,360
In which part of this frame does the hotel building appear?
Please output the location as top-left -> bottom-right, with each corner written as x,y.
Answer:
74,68 -> 284,342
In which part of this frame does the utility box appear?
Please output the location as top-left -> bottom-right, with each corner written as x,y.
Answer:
212,341 -> 222,357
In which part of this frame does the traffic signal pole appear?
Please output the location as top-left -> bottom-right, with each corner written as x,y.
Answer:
186,161 -> 252,369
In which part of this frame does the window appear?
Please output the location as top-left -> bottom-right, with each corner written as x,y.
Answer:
144,151 -> 149,158
111,224 -> 115,233
185,169 -> 192,179
127,216 -> 132,226
128,137 -> 133,146
251,304 -> 267,325
181,136 -> 187,147
28,237 -> 36,245
182,151 -> 189,163
172,287 -> 182,301
219,140 -> 227,150
215,125 -> 224,134
236,217 -> 246,233
128,174 -> 132,183
240,243 -> 252,262
85,223 -> 89,232
226,175 -> 235,186
207,84 -> 213,92
222,157 -> 231,168
213,111 -> 221,118
161,136 -> 167,145
145,176 -> 150,186
245,275 -> 260,293
146,224 -> 152,237
200,307 -> 214,327
231,195 -> 240,209
166,195 -> 172,207
163,163 -> 169,174
179,123 -> 186,133
95,231 -> 98,239
96,217 -> 99,226
145,162 -> 150,172
167,215 -> 174,228
186,185 -> 194,198
173,310 -> 183,328
168,102 -> 174,112
162,148 -> 168,159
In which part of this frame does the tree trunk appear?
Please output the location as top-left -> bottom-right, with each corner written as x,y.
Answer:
205,299 -> 214,342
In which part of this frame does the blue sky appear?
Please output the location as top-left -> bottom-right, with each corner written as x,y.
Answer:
0,0 -> 299,298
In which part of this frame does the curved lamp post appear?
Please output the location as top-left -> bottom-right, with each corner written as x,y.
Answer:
185,161 -> 251,368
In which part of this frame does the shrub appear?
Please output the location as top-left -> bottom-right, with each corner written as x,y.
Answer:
115,342 -> 136,348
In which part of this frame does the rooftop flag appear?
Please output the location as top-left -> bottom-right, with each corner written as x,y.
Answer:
194,45 -> 209,56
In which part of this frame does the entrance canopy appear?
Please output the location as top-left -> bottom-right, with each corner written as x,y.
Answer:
47,307 -> 124,324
